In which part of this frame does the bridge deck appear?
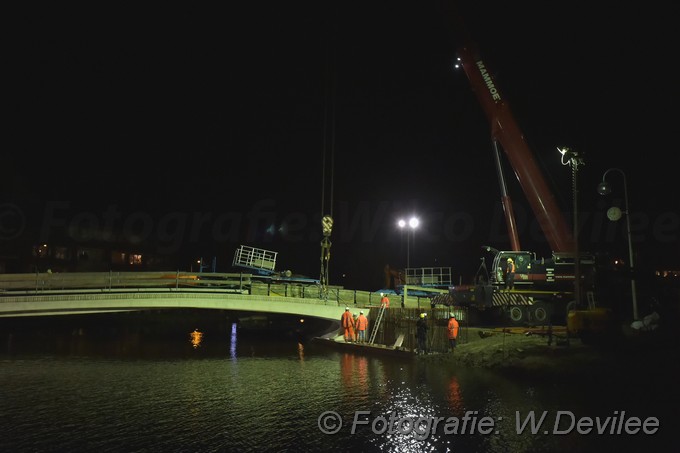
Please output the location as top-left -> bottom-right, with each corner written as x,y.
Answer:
0,271 -> 402,320
0,271 -> 441,322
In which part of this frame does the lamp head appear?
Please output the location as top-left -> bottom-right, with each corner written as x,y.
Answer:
607,207 -> 623,221
408,217 -> 419,229
597,181 -> 611,196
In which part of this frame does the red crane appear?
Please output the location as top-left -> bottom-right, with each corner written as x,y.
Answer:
433,4 -> 601,327
454,26 -> 575,254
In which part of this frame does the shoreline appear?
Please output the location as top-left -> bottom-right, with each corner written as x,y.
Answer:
419,326 -> 680,380
316,325 -> 680,382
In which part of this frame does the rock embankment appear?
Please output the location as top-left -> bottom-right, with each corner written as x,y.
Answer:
422,327 -> 679,380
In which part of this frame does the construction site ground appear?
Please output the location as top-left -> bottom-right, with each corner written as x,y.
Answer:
421,325 -> 680,381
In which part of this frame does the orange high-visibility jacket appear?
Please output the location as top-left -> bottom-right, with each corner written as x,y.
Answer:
356,314 -> 368,331
447,317 -> 459,340
341,311 -> 354,328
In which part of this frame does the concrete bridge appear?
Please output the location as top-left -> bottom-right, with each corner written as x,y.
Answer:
0,271 -> 447,340
0,271 -> 467,351
0,289 -> 349,321
0,272 -> 359,325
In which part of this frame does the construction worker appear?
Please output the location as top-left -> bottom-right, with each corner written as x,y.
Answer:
341,307 -> 355,343
356,310 -> 369,343
447,313 -> 459,353
380,292 -> 390,309
506,257 -> 516,290
416,312 -> 428,354
350,312 -> 358,342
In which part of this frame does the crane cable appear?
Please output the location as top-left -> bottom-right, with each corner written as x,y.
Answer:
320,38 -> 336,219
319,24 -> 337,298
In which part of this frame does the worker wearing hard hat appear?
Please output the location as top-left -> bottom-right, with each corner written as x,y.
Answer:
380,292 -> 390,309
505,257 -> 516,290
356,310 -> 368,343
447,313 -> 459,353
341,307 -> 355,343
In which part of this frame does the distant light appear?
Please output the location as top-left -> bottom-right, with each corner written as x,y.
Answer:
597,181 -> 611,196
189,328 -> 203,349
230,322 -> 237,360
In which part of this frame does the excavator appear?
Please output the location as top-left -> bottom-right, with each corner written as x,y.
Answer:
433,3 -> 615,340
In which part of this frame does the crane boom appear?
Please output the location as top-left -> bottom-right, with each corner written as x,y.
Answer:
431,0 -> 613,336
456,36 -> 574,254
435,3 -> 609,332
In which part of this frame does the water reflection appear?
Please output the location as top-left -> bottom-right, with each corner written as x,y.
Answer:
340,353 -> 372,407
229,322 -> 237,360
446,375 -> 464,416
356,353 -> 368,390
379,386 -> 443,452
0,324 -> 674,452
189,329 -> 203,349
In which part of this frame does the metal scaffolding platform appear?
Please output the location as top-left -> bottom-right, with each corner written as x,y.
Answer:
232,245 -> 277,274
404,267 -> 452,286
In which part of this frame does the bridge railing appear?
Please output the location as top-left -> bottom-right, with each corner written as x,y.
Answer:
0,271 -> 389,309
0,271 -> 252,292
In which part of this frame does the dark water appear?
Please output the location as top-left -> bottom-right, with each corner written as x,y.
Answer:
1,315 -> 676,452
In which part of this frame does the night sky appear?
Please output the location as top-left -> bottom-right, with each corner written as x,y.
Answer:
8,2 -> 679,290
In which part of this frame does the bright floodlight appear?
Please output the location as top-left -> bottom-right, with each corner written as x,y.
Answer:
397,215 -> 419,270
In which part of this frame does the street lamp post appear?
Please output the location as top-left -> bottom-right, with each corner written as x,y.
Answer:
559,147 -> 584,308
397,216 -> 419,272
597,168 -> 638,321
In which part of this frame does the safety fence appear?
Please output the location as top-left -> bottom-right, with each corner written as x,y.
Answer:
365,307 -> 469,353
